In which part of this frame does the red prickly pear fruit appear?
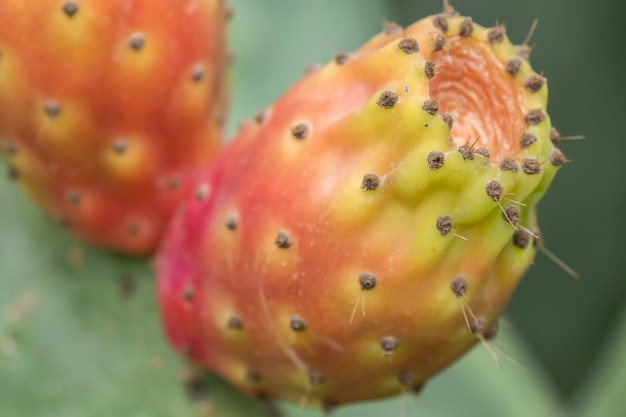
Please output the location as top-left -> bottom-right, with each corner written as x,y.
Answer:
157,10 -> 567,407
0,0 -> 229,255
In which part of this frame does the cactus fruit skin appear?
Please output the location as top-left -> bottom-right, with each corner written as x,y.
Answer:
157,11 -> 566,407
0,0 -> 228,255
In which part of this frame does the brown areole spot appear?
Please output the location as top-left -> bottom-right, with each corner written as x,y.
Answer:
44,101 -> 61,118
228,315 -> 243,330
226,212 -> 238,231
470,317 -> 500,340
533,228 -> 542,248
335,52 -> 351,65
427,151 -> 445,169
499,157 -> 518,172
433,15 -> 449,32
474,147 -> 490,158
2,141 -> 17,157
183,374 -> 208,402
524,74 -> 546,92
433,33 -> 446,51
549,149 -> 567,166
457,144 -> 474,160
127,223 -> 141,236
358,272 -> 377,290
167,176 -> 181,190
451,276 -> 468,297
436,215 -> 453,235
422,99 -> 439,115
246,370 -> 261,383
190,64 -> 205,82
129,33 -> 146,51
505,58 -> 522,77
111,138 -> 128,154
378,90 -> 398,109
503,205 -> 520,226
291,122 -> 309,139
522,158 -> 542,174
425,61 -> 436,79
380,336 -> 399,355
322,400 -> 339,414
484,321 -> 500,340
195,183 -> 210,201
398,371 -> 417,387
290,316 -> 307,332
182,286 -> 194,302
254,109 -> 268,124
513,229 -> 530,248
519,132 -> 537,149
275,230 -> 291,248
441,113 -> 453,129
7,165 -> 19,181
525,109 -> 546,125
459,18 -> 474,37
398,37 -> 419,54
550,127 -> 561,145
62,1 -> 79,18
309,372 -> 325,385
361,173 -> 380,191
485,179 -> 504,202
66,190 -> 81,206
384,22 -> 403,35
488,25 -> 506,43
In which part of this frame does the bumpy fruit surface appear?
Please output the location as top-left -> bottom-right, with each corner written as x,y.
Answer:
0,0 -> 228,255
157,10 -> 567,407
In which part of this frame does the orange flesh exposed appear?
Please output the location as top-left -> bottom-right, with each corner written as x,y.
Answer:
429,37 -> 527,161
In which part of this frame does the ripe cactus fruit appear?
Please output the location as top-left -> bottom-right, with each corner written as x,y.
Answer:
157,9 -> 567,407
0,0 -> 228,255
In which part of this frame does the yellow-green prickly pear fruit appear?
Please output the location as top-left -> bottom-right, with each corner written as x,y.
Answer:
157,7 -> 567,408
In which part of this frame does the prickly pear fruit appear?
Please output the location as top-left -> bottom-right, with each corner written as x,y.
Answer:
157,9 -> 567,407
0,0 -> 228,255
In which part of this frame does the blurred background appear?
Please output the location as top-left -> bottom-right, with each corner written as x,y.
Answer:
1,0 -> 624,416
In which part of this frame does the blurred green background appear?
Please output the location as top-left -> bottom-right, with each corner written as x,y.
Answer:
1,0 -> 625,416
